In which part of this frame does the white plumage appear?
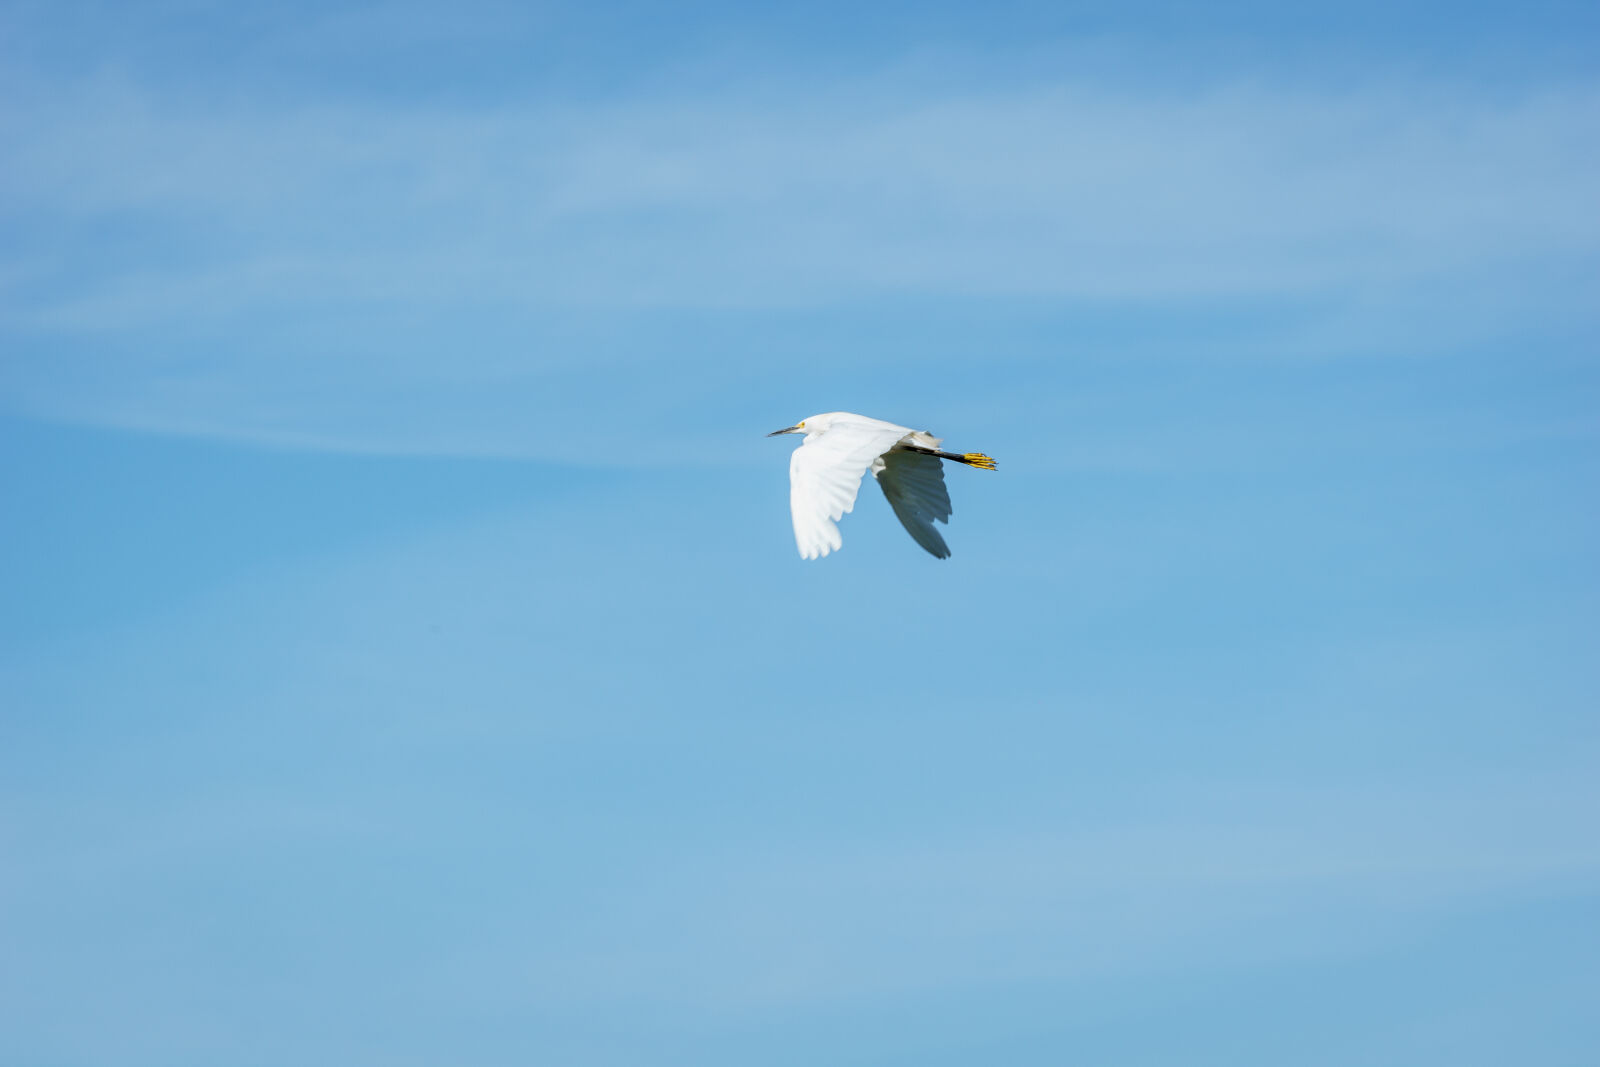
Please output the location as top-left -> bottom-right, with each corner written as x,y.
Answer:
767,411 -> 996,560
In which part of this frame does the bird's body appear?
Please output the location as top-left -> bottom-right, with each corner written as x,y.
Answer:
767,411 -> 996,560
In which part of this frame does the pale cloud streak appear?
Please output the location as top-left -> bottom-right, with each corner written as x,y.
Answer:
3,63 -> 1597,453
7,75 -> 1598,312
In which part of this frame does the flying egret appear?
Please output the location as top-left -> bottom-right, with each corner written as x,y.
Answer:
767,411 -> 997,560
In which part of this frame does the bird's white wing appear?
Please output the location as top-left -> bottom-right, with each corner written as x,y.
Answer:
789,424 -> 910,559
875,448 -> 953,559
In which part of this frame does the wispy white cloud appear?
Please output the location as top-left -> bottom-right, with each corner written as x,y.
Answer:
6,75 -> 1597,313
3,63 -> 1597,453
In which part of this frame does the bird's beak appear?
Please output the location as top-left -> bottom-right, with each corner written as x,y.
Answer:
766,424 -> 802,437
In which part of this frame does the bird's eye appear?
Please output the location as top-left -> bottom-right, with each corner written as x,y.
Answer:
798,421 -> 805,428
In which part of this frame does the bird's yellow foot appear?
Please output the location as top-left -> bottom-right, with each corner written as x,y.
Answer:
961,452 -> 997,470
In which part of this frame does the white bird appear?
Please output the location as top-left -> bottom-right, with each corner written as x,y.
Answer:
767,411 -> 997,560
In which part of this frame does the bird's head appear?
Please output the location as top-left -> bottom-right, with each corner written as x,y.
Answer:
766,413 -> 830,437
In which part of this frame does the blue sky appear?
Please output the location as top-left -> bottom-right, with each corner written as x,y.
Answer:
2,1 -> 1598,1064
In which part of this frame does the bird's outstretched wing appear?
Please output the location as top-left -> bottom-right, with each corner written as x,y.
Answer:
789,424 -> 910,559
875,448 -> 953,559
